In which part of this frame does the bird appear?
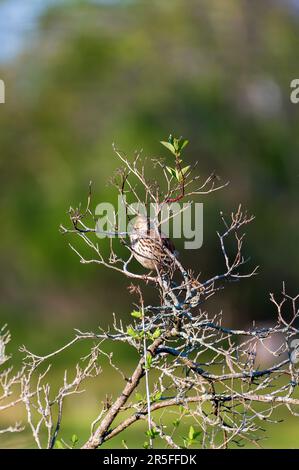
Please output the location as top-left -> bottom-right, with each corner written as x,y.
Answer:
188,277 -> 205,306
129,215 -> 177,271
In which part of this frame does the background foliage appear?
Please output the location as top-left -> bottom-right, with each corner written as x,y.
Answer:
0,0 -> 299,448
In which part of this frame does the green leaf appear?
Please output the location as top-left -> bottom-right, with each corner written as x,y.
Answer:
179,139 -> 189,152
175,165 -> 190,183
127,326 -> 140,339
173,418 -> 180,427
151,391 -> 162,402
143,441 -> 149,449
186,426 -> 200,443
160,141 -> 176,156
55,440 -> 64,449
168,134 -> 174,144
127,326 -> 136,337
181,165 -> 190,176
146,428 -> 159,439
188,425 -> 195,441
152,328 -> 161,339
131,310 -> 142,319
166,166 -> 177,178
144,352 -> 153,370
71,434 -> 78,445
173,138 -> 180,152
162,135 -> 188,156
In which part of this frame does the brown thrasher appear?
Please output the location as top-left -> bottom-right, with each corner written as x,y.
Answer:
129,215 -> 177,271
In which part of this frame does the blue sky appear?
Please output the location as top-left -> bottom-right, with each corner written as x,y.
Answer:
0,0 -> 56,62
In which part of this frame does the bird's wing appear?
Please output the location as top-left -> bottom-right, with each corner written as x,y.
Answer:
161,232 -> 176,254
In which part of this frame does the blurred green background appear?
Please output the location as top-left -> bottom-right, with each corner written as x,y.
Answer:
0,0 -> 299,448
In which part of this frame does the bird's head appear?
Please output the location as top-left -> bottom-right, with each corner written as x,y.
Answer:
131,214 -> 150,233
